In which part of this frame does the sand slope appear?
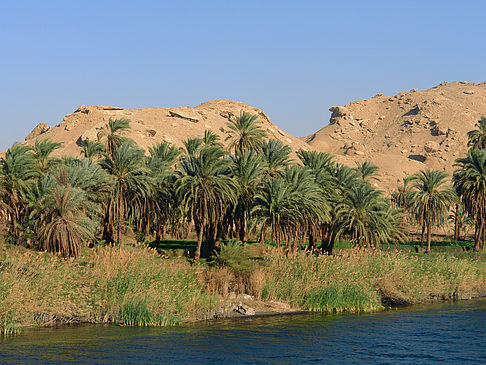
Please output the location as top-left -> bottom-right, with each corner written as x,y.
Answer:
304,81 -> 486,191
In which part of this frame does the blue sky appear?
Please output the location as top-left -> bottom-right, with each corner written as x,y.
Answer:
1,0 -> 485,149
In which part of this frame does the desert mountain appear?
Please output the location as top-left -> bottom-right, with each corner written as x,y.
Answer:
24,99 -> 309,157
21,81 -> 486,193
305,81 -> 486,191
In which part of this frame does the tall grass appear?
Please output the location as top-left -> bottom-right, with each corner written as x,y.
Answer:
203,246 -> 486,313
2,240 -> 486,334
0,242 -> 217,334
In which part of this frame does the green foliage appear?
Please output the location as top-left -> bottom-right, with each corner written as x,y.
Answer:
213,240 -> 255,273
96,118 -> 131,157
225,112 -> 267,153
467,116 -> 486,150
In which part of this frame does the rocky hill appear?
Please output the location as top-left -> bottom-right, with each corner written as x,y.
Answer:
19,81 -> 486,192
304,81 -> 486,191
23,99 -> 310,158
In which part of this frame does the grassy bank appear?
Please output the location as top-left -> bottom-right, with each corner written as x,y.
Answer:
2,240 -> 486,335
203,244 -> 486,313
0,242 -> 217,335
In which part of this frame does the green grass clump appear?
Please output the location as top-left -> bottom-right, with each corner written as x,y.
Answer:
212,240 -> 256,273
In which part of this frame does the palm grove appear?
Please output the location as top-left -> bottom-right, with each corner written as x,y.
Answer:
1,113 -> 486,260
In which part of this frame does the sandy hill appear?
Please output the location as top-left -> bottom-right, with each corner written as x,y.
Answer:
305,81 -> 486,191
19,81 -> 486,192
23,99 -> 309,157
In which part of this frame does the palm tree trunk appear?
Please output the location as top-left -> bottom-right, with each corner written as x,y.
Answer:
186,220 -> 193,239
420,218 -> 426,246
426,217 -> 432,253
116,188 -> 124,245
327,230 -> 337,255
194,219 -> 204,265
239,214 -> 246,242
474,219 -> 481,252
162,222 -> 167,241
453,203 -> 459,241
481,224 -> 486,251
258,222 -> 266,244
308,230 -> 315,251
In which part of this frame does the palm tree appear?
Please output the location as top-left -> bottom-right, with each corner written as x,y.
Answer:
30,182 -> 97,257
32,138 -> 63,174
453,149 -> 486,250
320,164 -> 359,254
259,139 -> 291,178
252,178 -> 293,247
97,118 -> 131,158
408,169 -> 455,253
49,158 -> 111,220
100,142 -> 153,245
182,137 -> 204,157
0,143 -> 38,243
146,142 -> 181,243
230,150 -> 264,241
467,116 -> 486,150
354,160 -> 380,184
176,145 -> 237,264
82,141 -> 105,162
203,130 -> 222,147
225,112 -> 267,153
298,150 -> 335,249
336,183 -> 404,247
281,166 -> 328,251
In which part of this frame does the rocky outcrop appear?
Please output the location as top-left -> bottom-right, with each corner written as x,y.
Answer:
20,100 -> 310,160
305,81 -> 486,191
25,122 -> 49,140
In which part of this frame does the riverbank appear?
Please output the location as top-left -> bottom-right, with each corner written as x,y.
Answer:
1,241 -> 486,335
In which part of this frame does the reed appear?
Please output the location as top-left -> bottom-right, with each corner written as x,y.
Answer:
0,242 -> 218,334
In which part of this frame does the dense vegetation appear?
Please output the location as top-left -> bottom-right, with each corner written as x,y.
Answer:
2,113 -> 486,334
0,113 -> 407,261
2,113 -> 486,259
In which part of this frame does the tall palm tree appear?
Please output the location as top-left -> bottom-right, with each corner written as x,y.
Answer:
225,112 -> 267,153
281,166 -> 328,251
182,137 -> 204,157
203,130 -> 222,147
97,118 -> 131,158
354,160 -> 380,184
259,139 -> 291,178
82,141 -> 105,162
336,183 -> 404,247
320,164 -> 359,254
453,149 -> 486,251
230,150 -> 264,241
146,142 -> 181,243
50,158 -> 111,220
297,150 -> 335,249
30,181 -> 97,257
32,138 -> 63,174
0,143 -> 38,243
100,142 -> 153,245
408,169 -> 455,253
176,145 -> 237,264
252,178 -> 293,247
467,116 -> 486,150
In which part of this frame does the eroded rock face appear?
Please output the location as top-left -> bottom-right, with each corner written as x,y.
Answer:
424,141 -> 440,153
17,100 -> 310,162
329,106 -> 351,124
305,81 -> 486,191
25,122 -> 49,140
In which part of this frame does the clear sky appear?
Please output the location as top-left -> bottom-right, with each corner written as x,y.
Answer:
1,0 -> 485,150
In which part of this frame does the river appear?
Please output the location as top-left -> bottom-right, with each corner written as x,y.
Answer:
2,299 -> 486,364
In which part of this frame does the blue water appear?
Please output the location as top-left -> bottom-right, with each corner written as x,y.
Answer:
2,299 -> 486,364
